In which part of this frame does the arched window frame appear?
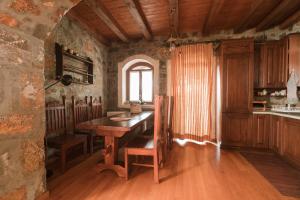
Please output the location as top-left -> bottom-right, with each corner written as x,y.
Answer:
126,62 -> 154,104
118,55 -> 160,109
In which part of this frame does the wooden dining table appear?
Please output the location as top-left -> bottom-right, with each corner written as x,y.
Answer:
76,111 -> 154,177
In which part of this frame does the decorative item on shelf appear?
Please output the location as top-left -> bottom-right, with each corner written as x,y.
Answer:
257,89 -> 268,96
270,89 -> 287,97
253,100 -> 267,111
130,102 -> 142,114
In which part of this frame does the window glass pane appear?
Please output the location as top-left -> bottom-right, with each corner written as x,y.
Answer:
142,71 -> 153,102
130,71 -> 140,101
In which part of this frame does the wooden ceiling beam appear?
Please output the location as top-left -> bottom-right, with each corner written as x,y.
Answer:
256,0 -> 300,31
234,0 -> 264,33
202,0 -> 224,36
66,11 -> 109,46
169,0 -> 178,36
280,9 -> 300,29
124,0 -> 152,40
85,0 -> 128,42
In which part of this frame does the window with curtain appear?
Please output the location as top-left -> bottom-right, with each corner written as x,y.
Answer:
171,43 -> 216,142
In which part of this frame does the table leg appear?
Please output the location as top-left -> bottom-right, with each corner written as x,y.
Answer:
97,135 -> 125,177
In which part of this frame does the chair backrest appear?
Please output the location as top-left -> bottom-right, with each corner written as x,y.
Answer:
46,96 -> 67,136
153,95 -> 164,148
72,96 -> 89,129
90,96 -> 102,120
168,96 -> 174,131
163,96 -> 170,143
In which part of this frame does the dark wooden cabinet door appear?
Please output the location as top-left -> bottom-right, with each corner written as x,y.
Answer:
282,118 -> 300,168
221,40 -> 253,113
269,116 -> 282,153
252,114 -> 269,148
287,34 -> 300,83
254,44 -> 261,88
260,42 -> 279,88
277,40 -> 288,88
222,113 -> 252,147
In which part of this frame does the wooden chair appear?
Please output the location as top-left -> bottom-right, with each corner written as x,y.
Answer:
46,96 -> 87,173
89,96 -> 104,152
125,95 -> 164,183
72,96 -> 103,154
167,96 -> 174,150
90,96 -> 103,119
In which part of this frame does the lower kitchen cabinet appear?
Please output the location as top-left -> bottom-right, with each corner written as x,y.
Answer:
269,116 -> 282,153
282,118 -> 300,168
252,114 -> 269,148
222,113 -> 252,147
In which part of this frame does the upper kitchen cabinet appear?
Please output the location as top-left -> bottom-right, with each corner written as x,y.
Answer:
254,34 -> 300,89
255,41 -> 288,89
221,39 -> 254,113
286,34 -> 300,86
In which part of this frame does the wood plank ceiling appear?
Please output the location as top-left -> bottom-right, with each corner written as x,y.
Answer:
67,0 -> 300,44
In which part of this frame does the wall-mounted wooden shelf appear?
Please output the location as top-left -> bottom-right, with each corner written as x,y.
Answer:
55,43 -> 94,85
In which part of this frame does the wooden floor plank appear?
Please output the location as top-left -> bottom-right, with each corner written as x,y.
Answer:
48,142 -> 298,200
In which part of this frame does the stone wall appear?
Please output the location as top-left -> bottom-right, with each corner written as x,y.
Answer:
44,16 -> 108,130
0,24 -> 46,200
0,0 -> 80,199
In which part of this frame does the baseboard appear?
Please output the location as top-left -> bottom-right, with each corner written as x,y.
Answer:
36,191 -> 49,200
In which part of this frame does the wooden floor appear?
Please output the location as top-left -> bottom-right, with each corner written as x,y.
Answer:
241,151 -> 300,198
48,141 -> 299,200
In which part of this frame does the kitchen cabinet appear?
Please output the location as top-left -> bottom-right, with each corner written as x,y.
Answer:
286,34 -> 300,85
256,41 -> 288,88
222,113 -> 252,147
282,118 -> 300,168
254,34 -> 300,88
221,39 -> 253,113
269,115 -> 282,153
252,114 -> 269,148
220,39 -> 254,147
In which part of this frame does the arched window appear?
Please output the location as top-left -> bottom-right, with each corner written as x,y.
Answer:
126,62 -> 153,103
118,55 -> 159,108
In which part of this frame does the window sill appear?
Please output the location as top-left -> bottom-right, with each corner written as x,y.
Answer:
119,103 -> 154,109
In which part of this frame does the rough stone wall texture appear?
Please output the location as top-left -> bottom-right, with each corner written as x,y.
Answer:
44,16 -> 108,130
0,24 -> 46,200
108,40 -> 170,110
0,1 -> 81,199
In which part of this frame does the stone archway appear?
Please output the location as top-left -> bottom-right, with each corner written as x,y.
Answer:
0,1 -> 84,199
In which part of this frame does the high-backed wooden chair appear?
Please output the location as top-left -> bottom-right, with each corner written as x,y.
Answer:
125,95 -> 164,183
167,96 -> 174,150
46,96 -> 87,173
72,96 -> 103,154
90,96 -> 102,119
89,96 -> 104,152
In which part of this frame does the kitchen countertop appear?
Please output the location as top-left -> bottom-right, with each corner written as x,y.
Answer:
253,109 -> 300,120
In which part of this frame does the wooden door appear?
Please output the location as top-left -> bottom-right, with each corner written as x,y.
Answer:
254,44 -> 261,88
221,40 -> 253,113
252,114 -> 269,148
282,118 -> 300,168
222,113 -> 252,147
269,115 -> 282,153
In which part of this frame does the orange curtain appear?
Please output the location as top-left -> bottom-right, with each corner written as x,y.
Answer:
171,43 -> 216,142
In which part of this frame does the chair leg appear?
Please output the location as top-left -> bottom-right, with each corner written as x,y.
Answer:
89,135 -> 94,155
154,150 -> 159,183
83,139 -> 87,157
60,147 -> 66,173
125,148 -> 129,180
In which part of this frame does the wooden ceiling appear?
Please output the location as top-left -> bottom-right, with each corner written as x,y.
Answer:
67,0 -> 300,45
